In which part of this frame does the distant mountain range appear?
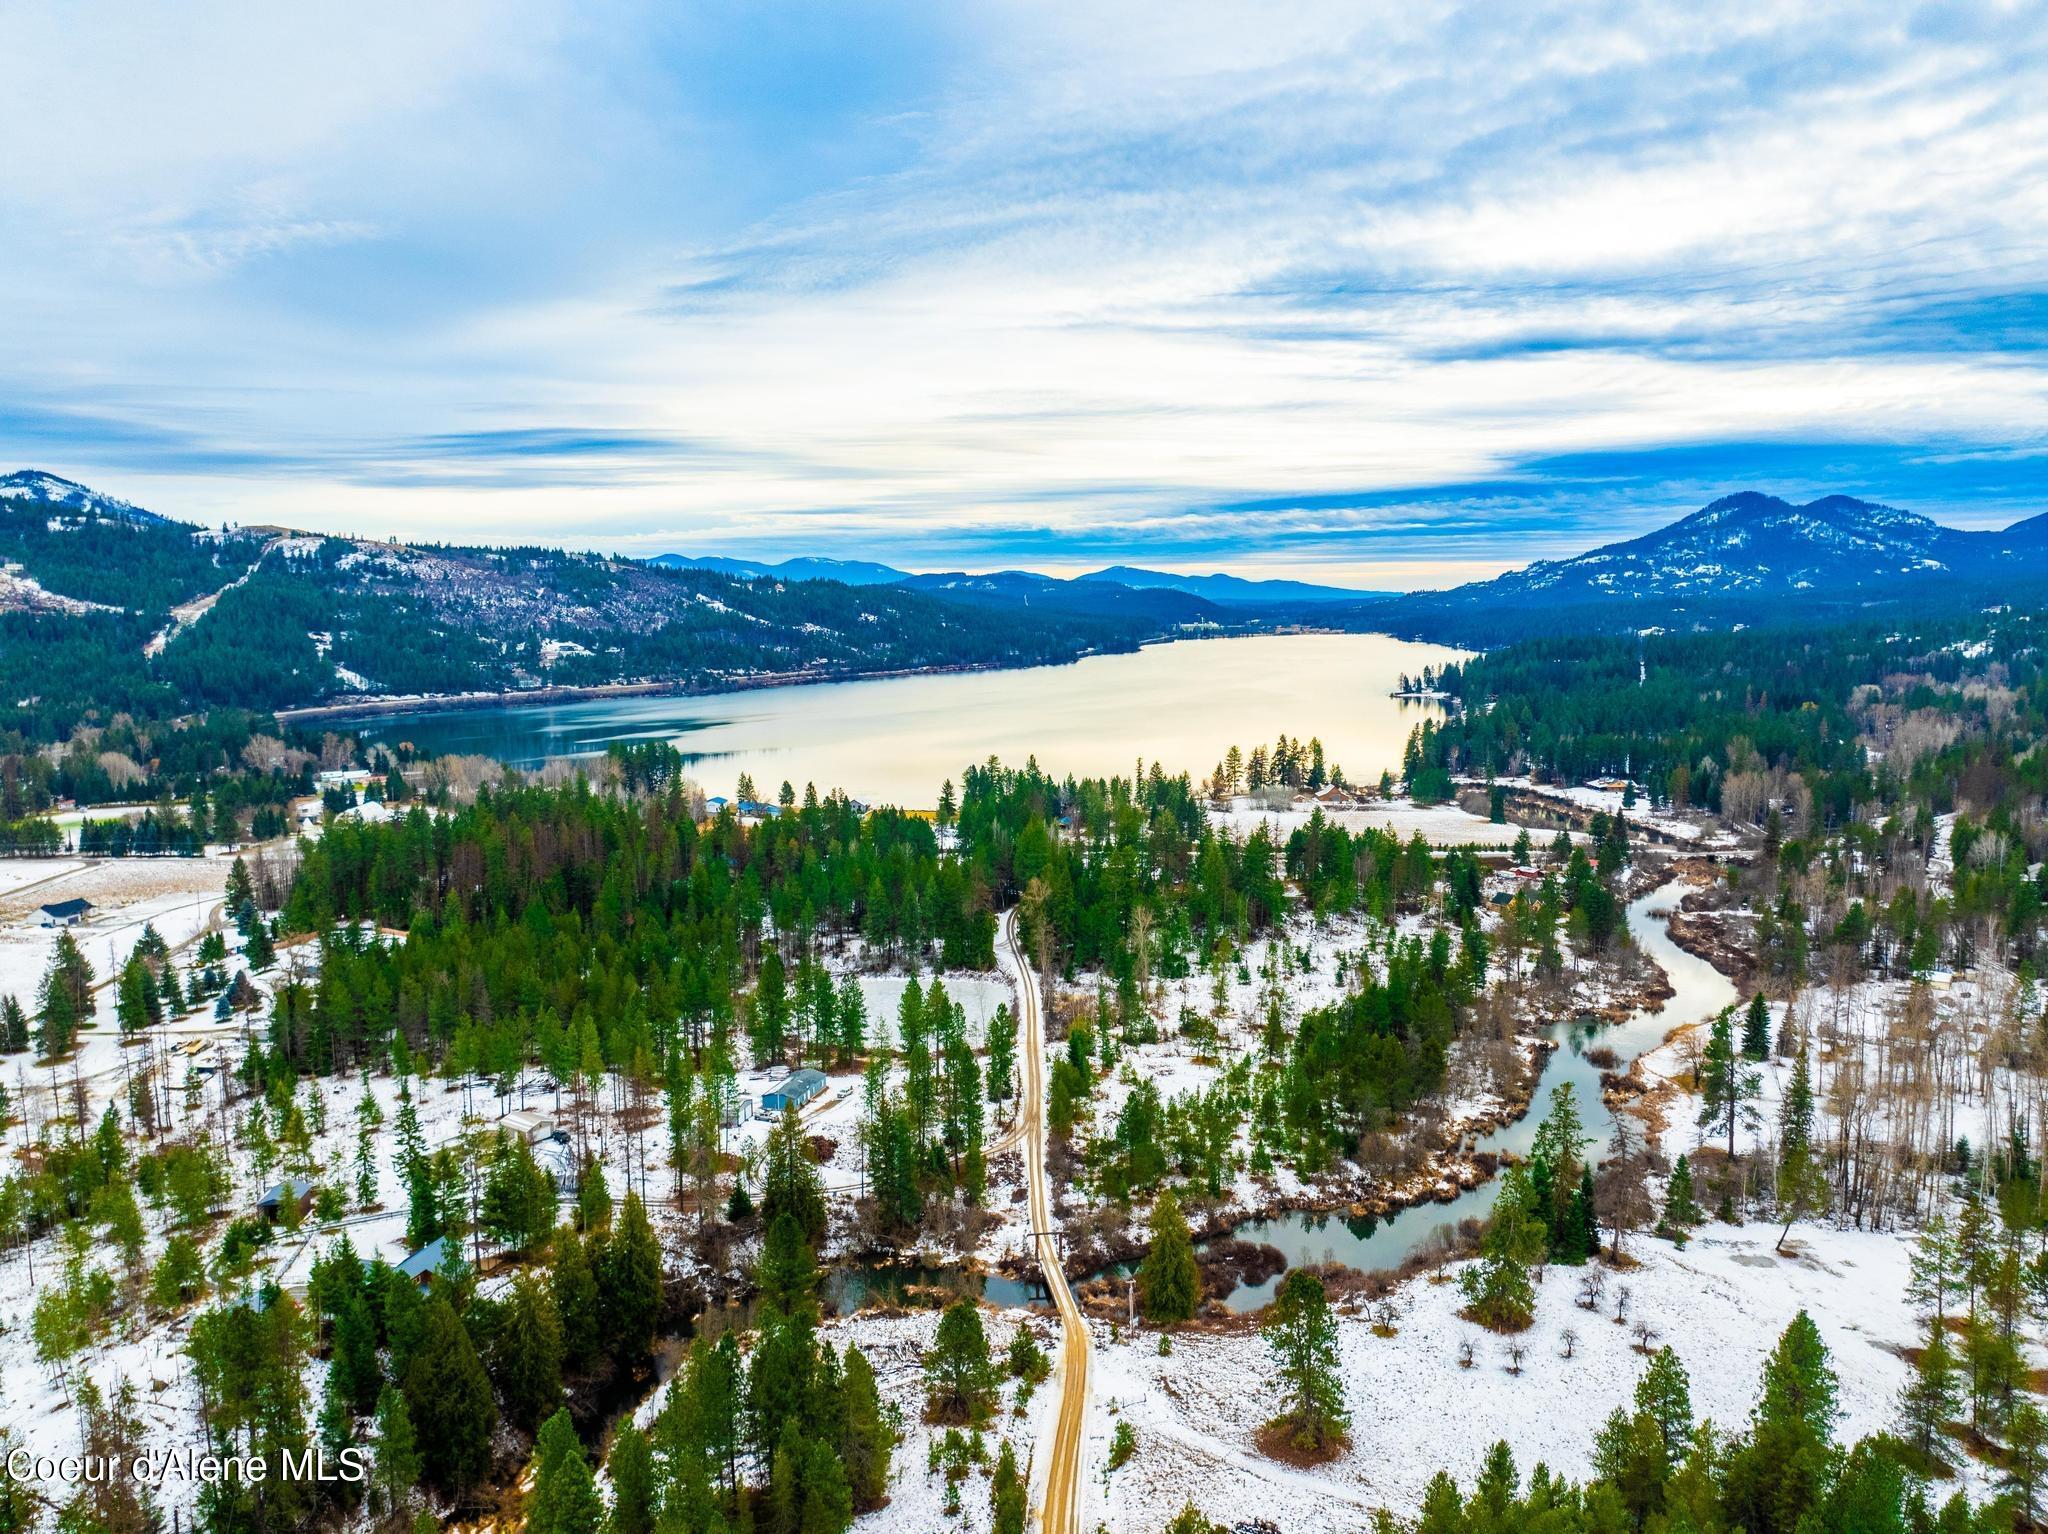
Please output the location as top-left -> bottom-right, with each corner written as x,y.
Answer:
647,552 -> 908,586
651,551 -> 1383,613
1365,492 -> 2048,644
1079,565 -> 1388,606
6,468 -> 2045,736
0,471 -> 1159,728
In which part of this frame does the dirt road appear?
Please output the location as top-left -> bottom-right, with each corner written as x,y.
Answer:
1003,909 -> 1089,1534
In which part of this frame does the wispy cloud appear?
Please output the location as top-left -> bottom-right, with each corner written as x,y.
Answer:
1,0 -> 2044,580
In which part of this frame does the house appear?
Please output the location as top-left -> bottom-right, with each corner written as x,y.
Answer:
315,768 -> 374,788
1926,969 -> 1956,992
761,1068 -> 828,1115
1586,777 -> 1634,795
1313,786 -> 1357,810
397,1236 -> 448,1285
38,898 -> 93,928
255,1177 -> 316,1223
499,1108 -> 556,1144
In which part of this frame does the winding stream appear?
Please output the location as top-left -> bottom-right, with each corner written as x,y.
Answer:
823,881 -> 1738,1316
1194,882 -> 1740,1310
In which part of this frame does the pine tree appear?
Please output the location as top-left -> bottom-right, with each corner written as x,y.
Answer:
1635,1346 -> 1693,1468
1723,1311 -> 1837,1534
608,1423 -> 655,1534
0,994 -> 28,1053
1697,1006 -> 1759,1162
1906,1212 -> 1959,1324
1742,991 -> 1772,1059
551,1228 -> 602,1376
330,1273 -> 381,1414
924,1300 -> 998,1425
840,1344 -> 894,1511
1775,1046 -> 1828,1251
991,1438 -> 1027,1534
402,1296 -> 498,1495
762,1105 -> 827,1245
494,1272 -> 565,1431
1138,1188 -> 1202,1325
1662,1154 -> 1701,1232
2006,1401 -> 2048,1524
597,1192 -> 663,1368
757,1212 -> 821,1319
1897,1318 -> 1960,1466
371,1385 -> 422,1521
527,1408 -> 602,1534
1262,1269 -> 1349,1456
1461,1166 -> 1541,1330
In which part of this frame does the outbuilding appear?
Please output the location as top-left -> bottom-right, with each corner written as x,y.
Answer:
761,1068 -> 828,1115
255,1177 -> 316,1223
38,898 -> 93,928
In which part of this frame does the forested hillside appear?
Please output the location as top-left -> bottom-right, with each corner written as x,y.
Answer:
0,475 -> 1150,750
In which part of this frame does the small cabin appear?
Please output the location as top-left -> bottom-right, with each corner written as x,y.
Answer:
721,1092 -> 755,1128
38,898 -> 93,928
255,1177 -> 315,1223
761,1068 -> 828,1115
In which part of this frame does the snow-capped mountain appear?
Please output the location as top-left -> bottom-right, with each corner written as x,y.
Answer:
1490,492 -> 1996,601
0,468 -> 167,525
1367,491 -> 2048,643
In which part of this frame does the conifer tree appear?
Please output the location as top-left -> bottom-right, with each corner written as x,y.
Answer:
1636,1346 -> 1693,1467
1897,1318 -> 1961,1466
1698,1006 -> 1760,1162
1906,1212 -> 1958,1324
840,1343 -> 894,1511
403,1296 -> 498,1495
494,1272 -> 565,1431
597,1192 -> 663,1368
1661,1154 -> 1702,1233
1742,991 -> 1772,1059
1775,1046 -> 1829,1251
924,1300 -> 998,1425
607,1423 -> 655,1534
371,1385 -> 422,1521
762,1104 -> 827,1245
551,1227 -> 602,1376
527,1408 -> 602,1534
1262,1269 -> 1349,1456
1138,1188 -> 1202,1325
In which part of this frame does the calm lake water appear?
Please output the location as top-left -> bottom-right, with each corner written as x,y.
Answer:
362,632 -> 1468,806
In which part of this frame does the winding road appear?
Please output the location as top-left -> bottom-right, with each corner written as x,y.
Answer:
1003,909 -> 1090,1534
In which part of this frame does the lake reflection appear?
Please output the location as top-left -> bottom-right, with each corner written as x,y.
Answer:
363,632 -> 1469,805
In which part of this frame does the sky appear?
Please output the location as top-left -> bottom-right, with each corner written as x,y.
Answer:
2,1 -> 2046,590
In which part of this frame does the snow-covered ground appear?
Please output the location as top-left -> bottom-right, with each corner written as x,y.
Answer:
1212,796 -> 1556,849
1076,1219 -> 1965,1531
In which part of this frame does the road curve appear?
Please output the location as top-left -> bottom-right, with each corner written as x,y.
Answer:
1003,909 -> 1090,1534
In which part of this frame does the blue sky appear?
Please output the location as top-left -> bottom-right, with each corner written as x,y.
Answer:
2,0 -> 2045,588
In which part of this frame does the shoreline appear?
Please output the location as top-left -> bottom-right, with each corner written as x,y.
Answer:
273,624 -> 1441,728
274,656 -> 1037,726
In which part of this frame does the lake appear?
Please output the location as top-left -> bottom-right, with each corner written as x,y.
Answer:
363,632 -> 1468,807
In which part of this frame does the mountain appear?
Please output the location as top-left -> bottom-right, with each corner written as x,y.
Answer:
0,469 -> 169,525
649,552 -> 910,586
1080,565 -> 1387,606
0,473 -> 1159,734
1364,492 -> 2048,645
896,569 -> 1231,627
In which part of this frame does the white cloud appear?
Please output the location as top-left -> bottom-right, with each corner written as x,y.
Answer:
2,0 -> 2045,571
